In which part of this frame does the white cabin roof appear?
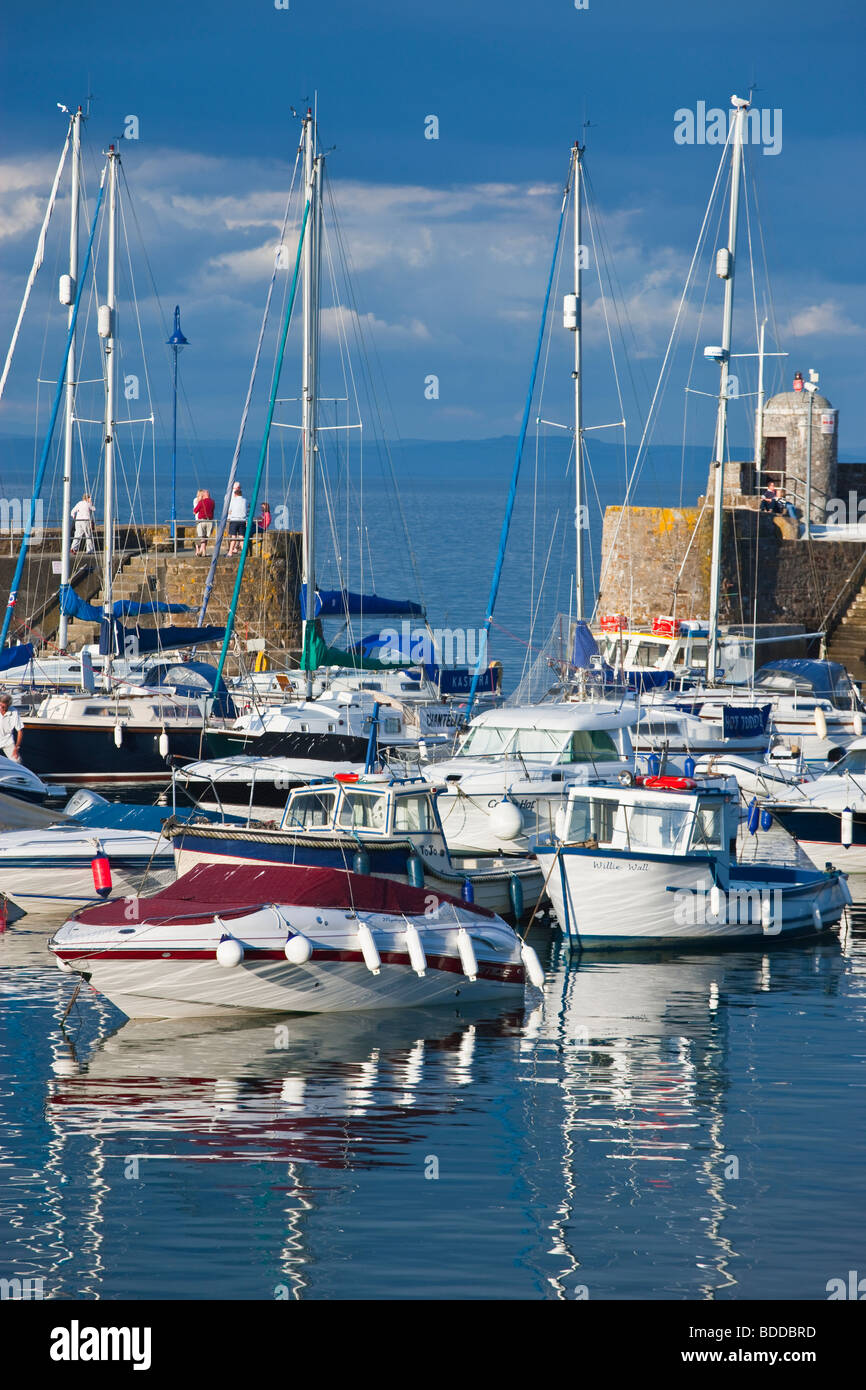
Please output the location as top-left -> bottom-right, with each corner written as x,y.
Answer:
471,701 -> 637,732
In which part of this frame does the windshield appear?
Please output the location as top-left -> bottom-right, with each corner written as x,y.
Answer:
337,789 -> 389,830
829,748 -> 866,776
393,795 -> 435,832
285,790 -> 338,829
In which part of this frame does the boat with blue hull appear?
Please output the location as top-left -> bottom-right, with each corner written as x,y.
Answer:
535,774 -> 851,949
165,773 -> 543,922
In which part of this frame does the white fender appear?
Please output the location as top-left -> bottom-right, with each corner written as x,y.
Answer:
216,935 -> 244,968
814,706 -> 828,741
554,807 -> 569,842
284,932 -> 312,964
456,927 -> 478,981
490,798 -> 523,842
357,921 -> 381,975
158,730 -> 170,758
854,712 -> 864,738
404,923 -> 427,977
841,808 -> 854,848
113,723 -> 123,748
520,942 -> 545,990
709,884 -> 723,920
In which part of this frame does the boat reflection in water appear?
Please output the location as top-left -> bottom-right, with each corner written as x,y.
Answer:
36,921 -> 854,1299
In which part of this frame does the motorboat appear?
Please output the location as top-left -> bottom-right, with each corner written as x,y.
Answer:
49,862 -> 544,1018
534,773 -> 850,949
425,700 -> 637,856
0,754 -> 59,830
165,771 -> 543,920
768,738 -> 866,882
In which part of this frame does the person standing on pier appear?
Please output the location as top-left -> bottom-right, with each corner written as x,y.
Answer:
227,483 -> 248,556
70,493 -> 95,552
0,694 -> 23,763
193,488 -> 215,556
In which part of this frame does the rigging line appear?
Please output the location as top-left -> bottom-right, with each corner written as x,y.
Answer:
0,123 -> 72,405
198,144 -> 302,626
213,195 -> 310,689
465,167 -> 571,721
596,134 -> 733,601
323,172 -> 426,610
1,162 -> 108,650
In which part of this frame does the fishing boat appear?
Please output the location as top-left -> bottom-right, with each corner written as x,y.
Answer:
165,770 -> 543,919
49,862 -> 544,1018
535,773 -> 850,949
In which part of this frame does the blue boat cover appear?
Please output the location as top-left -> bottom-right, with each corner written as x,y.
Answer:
299,585 -> 424,620
99,620 -> 225,658
60,585 -> 192,622
0,642 -> 35,672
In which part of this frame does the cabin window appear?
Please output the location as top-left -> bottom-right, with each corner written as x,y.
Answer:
623,804 -> 690,852
563,797 -> 619,843
564,729 -> 620,763
458,725 -> 510,758
84,705 -> 133,718
338,790 -> 389,830
510,728 -> 571,763
691,804 -> 723,850
285,790 -> 338,829
394,796 -> 434,832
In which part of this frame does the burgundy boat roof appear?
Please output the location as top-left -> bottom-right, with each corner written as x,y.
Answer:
75,862 -> 497,926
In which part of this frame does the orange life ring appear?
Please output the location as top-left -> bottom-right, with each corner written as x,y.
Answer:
334,772 -> 359,783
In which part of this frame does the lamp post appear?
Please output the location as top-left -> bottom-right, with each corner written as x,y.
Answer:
167,305 -> 189,552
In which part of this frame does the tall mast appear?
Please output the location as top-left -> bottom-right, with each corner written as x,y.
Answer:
572,141 -> 586,619
58,108 -> 82,652
301,110 -> 321,698
754,316 -> 766,494
706,99 -> 747,681
100,145 -> 119,656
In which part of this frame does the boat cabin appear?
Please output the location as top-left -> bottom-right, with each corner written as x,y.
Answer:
282,774 -> 444,847
453,704 -> 635,768
552,780 -> 739,863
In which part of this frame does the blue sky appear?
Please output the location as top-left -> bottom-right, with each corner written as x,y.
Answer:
1,0 -> 864,456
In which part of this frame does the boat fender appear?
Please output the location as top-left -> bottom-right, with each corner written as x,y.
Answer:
683,755 -> 696,779
353,847 -> 371,876
747,798 -> 760,835
158,730 -> 170,759
113,723 -> 123,748
406,854 -> 425,889
461,878 -> 475,904
842,808 -> 854,848
760,808 -> 773,832
854,712 -> 864,738
709,884 -> 723,920
456,927 -> 478,982
814,707 -> 828,741
647,752 -> 661,778
520,942 -> 545,990
554,807 -> 569,842
643,776 -> 697,792
490,798 -> 523,841
508,874 -> 525,921
812,903 -> 823,932
216,934 -> 244,968
284,932 -> 312,964
91,854 -> 113,899
356,921 -> 381,975
404,923 -> 427,977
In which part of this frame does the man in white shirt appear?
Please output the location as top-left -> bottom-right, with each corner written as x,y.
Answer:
227,483 -> 248,556
0,694 -> 23,762
71,493 -> 95,553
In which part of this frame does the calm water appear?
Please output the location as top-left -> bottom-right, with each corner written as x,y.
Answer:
2,914 -> 865,1300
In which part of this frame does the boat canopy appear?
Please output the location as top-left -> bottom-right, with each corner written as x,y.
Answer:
299,585 -> 424,620
59,585 -> 192,622
141,660 -> 236,718
74,861 -> 496,926
753,660 -> 858,704
99,620 -> 226,659
0,642 -> 35,672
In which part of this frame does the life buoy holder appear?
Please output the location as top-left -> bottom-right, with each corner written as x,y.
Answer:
643,775 -> 698,791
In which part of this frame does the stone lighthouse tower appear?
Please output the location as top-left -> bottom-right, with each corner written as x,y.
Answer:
761,379 -> 838,525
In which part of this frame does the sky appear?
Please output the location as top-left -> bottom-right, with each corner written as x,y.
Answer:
0,0 -> 865,461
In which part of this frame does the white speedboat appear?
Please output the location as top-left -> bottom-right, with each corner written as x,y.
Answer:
426,701 -> 636,856
0,756 -> 59,829
172,754 -> 366,819
535,773 -> 850,949
50,862 -> 544,1018
166,771 -> 543,920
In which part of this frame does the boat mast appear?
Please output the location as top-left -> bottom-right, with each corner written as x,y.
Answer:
301,109 -> 321,698
58,107 -> 82,652
753,316 -> 766,495
100,145 -> 119,665
706,98 -> 747,681
570,142 -> 585,623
